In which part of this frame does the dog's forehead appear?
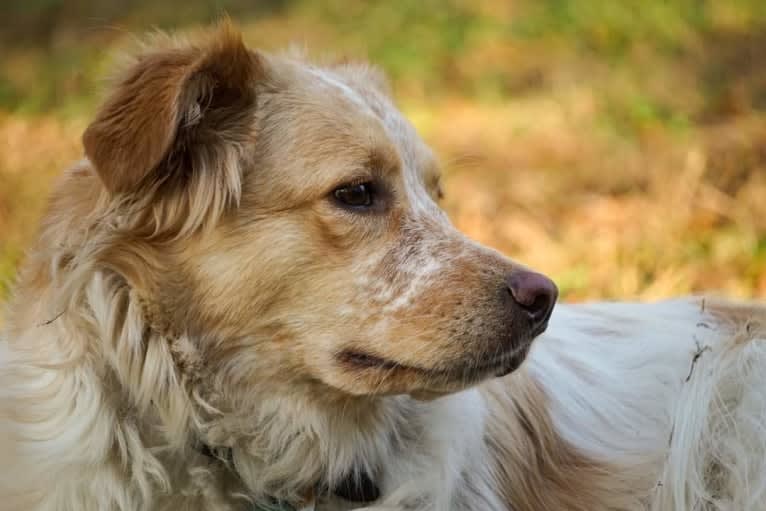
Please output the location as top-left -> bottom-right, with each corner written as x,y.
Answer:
329,67 -> 437,175
269,56 -> 440,196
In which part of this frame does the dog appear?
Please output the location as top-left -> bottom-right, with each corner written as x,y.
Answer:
1,22 -> 765,511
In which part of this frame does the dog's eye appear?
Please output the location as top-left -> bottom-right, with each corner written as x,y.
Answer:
333,182 -> 374,208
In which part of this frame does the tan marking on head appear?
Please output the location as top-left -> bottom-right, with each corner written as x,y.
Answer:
83,19 -> 261,197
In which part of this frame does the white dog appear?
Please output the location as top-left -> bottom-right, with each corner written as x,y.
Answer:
1,22 -> 764,511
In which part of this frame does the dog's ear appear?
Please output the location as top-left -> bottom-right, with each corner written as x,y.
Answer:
83,21 -> 261,196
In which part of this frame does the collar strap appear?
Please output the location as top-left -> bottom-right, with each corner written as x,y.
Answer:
198,444 -> 380,507
251,503 -> 298,511
329,469 -> 381,503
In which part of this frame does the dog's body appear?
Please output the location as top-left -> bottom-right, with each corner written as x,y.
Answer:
1,24 -> 765,511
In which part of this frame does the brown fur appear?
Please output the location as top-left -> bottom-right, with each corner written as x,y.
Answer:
83,23 -> 261,196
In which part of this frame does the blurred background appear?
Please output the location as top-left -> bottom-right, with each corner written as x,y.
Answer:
1,0 -> 765,307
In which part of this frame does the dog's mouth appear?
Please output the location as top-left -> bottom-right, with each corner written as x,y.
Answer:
337,337 -> 535,386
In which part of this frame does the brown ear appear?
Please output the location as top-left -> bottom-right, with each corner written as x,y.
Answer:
83,21 -> 262,195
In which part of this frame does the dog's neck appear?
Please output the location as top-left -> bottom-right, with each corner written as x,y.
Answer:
201,386 -> 497,510
192,387 -> 416,505
197,441 -> 380,506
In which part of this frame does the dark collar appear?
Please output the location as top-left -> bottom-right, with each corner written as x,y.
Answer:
198,444 -> 380,505
326,468 -> 380,503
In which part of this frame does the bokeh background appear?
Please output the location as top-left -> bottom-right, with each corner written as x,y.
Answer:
1,0 -> 765,308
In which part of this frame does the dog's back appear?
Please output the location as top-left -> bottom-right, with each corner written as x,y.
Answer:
483,298 -> 766,511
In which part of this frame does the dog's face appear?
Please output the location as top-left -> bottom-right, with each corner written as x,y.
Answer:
82,24 -> 557,400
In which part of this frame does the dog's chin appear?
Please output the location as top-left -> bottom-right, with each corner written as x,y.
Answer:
409,349 -> 532,401
490,340 -> 534,377
335,334 -> 538,398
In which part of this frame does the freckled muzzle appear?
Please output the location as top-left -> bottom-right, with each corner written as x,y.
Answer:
326,216 -> 559,395
334,245 -> 559,393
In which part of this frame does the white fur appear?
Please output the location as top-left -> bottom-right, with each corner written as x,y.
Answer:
528,300 -> 766,510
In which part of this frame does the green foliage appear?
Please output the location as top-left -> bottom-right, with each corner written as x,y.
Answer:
1,0 -> 765,116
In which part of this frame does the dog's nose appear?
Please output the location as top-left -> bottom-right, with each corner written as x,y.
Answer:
507,271 -> 558,329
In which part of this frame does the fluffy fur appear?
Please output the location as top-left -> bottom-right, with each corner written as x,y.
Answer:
1,22 -> 764,511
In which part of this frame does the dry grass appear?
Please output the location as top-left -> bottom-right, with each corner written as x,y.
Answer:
434,100 -> 766,300
1,1 -> 764,312
0,114 -> 86,299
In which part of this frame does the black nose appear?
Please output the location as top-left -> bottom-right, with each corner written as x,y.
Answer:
507,271 -> 558,330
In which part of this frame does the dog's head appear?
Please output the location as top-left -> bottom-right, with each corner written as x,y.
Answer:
81,22 -> 557,400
